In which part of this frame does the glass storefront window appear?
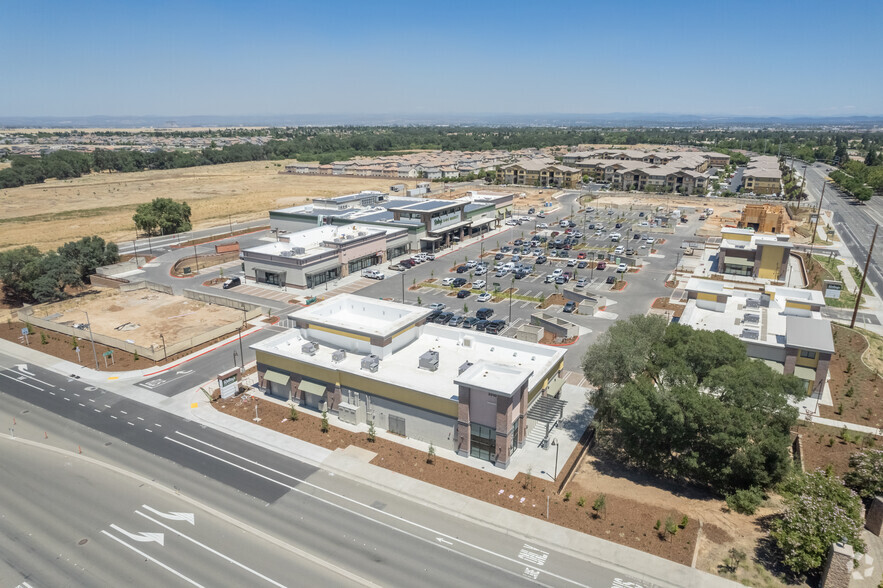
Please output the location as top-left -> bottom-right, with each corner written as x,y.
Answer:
470,423 -> 496,462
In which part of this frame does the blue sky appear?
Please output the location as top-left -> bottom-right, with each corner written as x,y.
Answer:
1,0 -> 881,117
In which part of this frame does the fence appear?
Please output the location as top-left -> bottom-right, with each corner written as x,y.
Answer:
557,427 -> 596,495
88,274 -> 130,289
182,289 -> 264,315
120,281 -> 174,295
172,251 -> 240,276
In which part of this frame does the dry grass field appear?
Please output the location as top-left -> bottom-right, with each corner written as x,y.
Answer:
0,160 -> 422,251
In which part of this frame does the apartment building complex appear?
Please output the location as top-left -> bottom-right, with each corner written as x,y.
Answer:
499,160 -> 582,188
717,227 -> 792,281
742,156 -> 782,195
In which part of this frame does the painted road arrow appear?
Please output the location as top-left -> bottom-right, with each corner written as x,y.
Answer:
143,504 -> 195,525
109,524 -> 165,546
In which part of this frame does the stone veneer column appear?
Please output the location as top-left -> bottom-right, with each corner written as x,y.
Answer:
814,352 -> 832,394
456,388 -> 471,457
819,542 -> 853,588
518,384 -> 528,448
494,395 -> 513,468
866,496 -> 883,536
783,347 -> 798,376
329,383 -> 342,413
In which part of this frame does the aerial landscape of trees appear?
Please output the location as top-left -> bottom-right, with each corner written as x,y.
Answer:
132,198 -> 192,236
0,236 -> 119,304
2,126 -> 881,198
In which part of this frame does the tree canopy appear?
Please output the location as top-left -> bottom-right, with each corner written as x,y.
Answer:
582,317 -> 802,494
0,236 -> 119,305
133,198 -> 192,236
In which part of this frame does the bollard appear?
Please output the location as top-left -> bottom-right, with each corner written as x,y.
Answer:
44,431 -> 48,439
78,445 -> 82,454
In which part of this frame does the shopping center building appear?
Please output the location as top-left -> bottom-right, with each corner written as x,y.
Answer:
252,295 -> 566,468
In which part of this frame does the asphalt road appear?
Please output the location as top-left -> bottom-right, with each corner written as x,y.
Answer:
0,356 -> 660,588
117,219 -> 269,256
799,163 -> 883,296
0,439 -> 351,588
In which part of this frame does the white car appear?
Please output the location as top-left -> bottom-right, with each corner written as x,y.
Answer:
474,266 -> 487,276
429,303 -> 447,311
537,223 -> 549,229
472,279 -> 487,290
477,292 -> 492,303
552,268 -> 563,277
616,263 -> 627,273
465,260 -> 477,269
441,277 -> 455,286
614,246 -> 624,255
646,238 -> 655,245
576,278 -> 588,288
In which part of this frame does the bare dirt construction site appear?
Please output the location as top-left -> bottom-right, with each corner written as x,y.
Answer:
0,160 -> 422,251
33,288 -> 244,349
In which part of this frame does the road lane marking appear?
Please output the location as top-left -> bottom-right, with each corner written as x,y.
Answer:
167,432 -> 587,587
120,410 -> 128,415
142,505 -> 194,525
137,416 -> 145,421
100,530 -> 203,587
135,510 -> 286,588
145,428 -> 153,433
104,404 -> 112,408
0,372 -> 43,391
49,391 -> 55,395
94,409 -> 101,413
88,398 -> 95,402
128,422 -> 135,426
78,403 -> 85,407
110,415 -> 118,419
109,524 -> 164,545
154,423 -> 162,427
63,397 -> 70,401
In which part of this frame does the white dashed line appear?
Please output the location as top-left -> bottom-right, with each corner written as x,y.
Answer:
73,393 -> 80,397
49,391 -> 55,396
94,409 -> 101,413
120,410 -> 128,415
110,415 -> 118,419
154,424 -> 162,428
137,417 -> 144,421
127,422 -> 134,426
63,397 -> 70,401
88,398 -> 95,403
78,403 -> 85,407
145,429 -> 153,433
104,404 -> 111,408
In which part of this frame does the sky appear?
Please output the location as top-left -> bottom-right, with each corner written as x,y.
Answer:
1,0 -> 882,118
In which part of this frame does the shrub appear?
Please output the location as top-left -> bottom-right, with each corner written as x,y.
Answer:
133,351 -> 140,361
771,470 -> 865,575
679,515 -> 689,529
70,336 -> 79,350
367,421 -> 376,442
563,491 -> 571,502
654,519 -> 661,530
844,449 -> 883,498
522,467 -> 532,490
426,442 -> 436,464
664,516 -> 678,540
725,487 -> 764,515
289,403 -> 299,421
592,494 -> 607,519
40,332 -> 48,345
577,496 -> 586,507
320,410 -> 329,433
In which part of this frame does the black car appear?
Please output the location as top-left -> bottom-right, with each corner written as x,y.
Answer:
456,265 -> 468,273
501,246 -> 511,252
427,310 -> 442,322
485,319 -> 507,334
514,239 -> 523,246
633,233 -> 642,240
461,317 -> 479,329
456,289 -> 470,298
639,211 -> 645,217
563,301 -> 576,313
615,223 -> 622,229
559,250 -> 569,258
474,319 -> 490,331
222,277 -> 241,289
606,275 -> 616,284
535,256 -> 546,264
435,312 -> 453,324
452,277 -> 467,287
588,223 -> 595,229
476,307 -> 494,320
494,253 -> 504,260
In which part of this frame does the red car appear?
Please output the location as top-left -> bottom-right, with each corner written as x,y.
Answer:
577,252 -> 586,259
596,261 -> 607,270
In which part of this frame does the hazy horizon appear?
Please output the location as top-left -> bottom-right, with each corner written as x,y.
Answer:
3,0 -> 882,118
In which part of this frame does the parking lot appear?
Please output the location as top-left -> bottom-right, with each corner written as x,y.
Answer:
357,194 -> 701,371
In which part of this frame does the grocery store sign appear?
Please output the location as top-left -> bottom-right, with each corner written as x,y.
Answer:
431,211 -> 461,230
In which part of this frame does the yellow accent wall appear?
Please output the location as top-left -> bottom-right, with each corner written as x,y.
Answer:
697,292 -> 718,302
796,351 -> 820,368
757,245 -> 783,279
786,301 -> 812,311
309,323 -> 371,342
722,230 -> 752,242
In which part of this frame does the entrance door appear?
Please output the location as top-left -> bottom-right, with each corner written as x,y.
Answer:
388,415 -> 406,437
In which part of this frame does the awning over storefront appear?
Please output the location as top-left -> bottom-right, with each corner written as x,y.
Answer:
793,365 -> 816,381
471,217 -> 495,226
428,220 -> 471,234
420,235 -> 443,242
264,370 -> 290,385
762,360 -> 785,374
298,379 -> 326,396
723,257 -> 754,267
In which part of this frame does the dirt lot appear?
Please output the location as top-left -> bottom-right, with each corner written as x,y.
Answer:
32,288 -> 244,348
798,422 -> 880,477
0,160 -> 422,251
215,397 -> 699,565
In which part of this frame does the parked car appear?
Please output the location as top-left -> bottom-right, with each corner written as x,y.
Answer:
474,266 -> 487,276
476,307 -> 494,320
474,319 -> 490,331
400,259 -> 416,268
535,256 -> 546,264
435,312 -> 453,324
494,253 -> 504,260
646,238 -> 655,245
462,316 -> 479,329
596,261 -> 607,270
429,302 -> 447,311
567,259 -> 576,267
476,292 -> 492,303
615,223 -> 622,229
448,315 -> 464,327
563,301 -> 576,313
361,269 -> 384,280
555,276 -> 567,284
485,320 -> 506,335
452,278 -> 467,287
222,277 -> 241,289
577,261 -> 588,269
441,277 -> 455,286
456,265 -> 468,273
472,279 -> 486,290
425,253 -> 435,261
501,246 -> 511,253
606,275 -> 616,284
456,290 -> 470,299
626,248 -> 635,256
614,246 -> 624,255
577,252 -> 586,259
638,211 -> 645,217
617,263 -> 628,272
544,274 -> 555,283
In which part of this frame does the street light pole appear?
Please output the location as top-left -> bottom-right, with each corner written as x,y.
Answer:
850,224 -> 878,329
552,437 -> 559,480
81,310 -> 99,370
239,310 -> 246,367
160,333 -> 167,363
192,244 -> 200,275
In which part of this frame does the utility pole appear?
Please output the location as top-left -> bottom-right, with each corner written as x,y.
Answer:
808,180 -> 827,259
192,244 -> 199,275
850,224 -> 877,329
401,272 -> 406,304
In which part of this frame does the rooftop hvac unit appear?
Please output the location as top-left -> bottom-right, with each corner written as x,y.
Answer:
458,361 -> 473,375
301,341 -> 318,356
292,246 -> 306,255
357,232 -> 367,237
361,354 -> 380,373
461,336 -> 473,348
279,250 -> 294,257
418,350 -> 439,372
332,349 -> 347,363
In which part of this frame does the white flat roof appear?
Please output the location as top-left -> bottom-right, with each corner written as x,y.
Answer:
454,360 -> 533,397
292,294 -> 431,339
254,322 -> 564,402
245,223 -> 386,258
685,277 -> 728,295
